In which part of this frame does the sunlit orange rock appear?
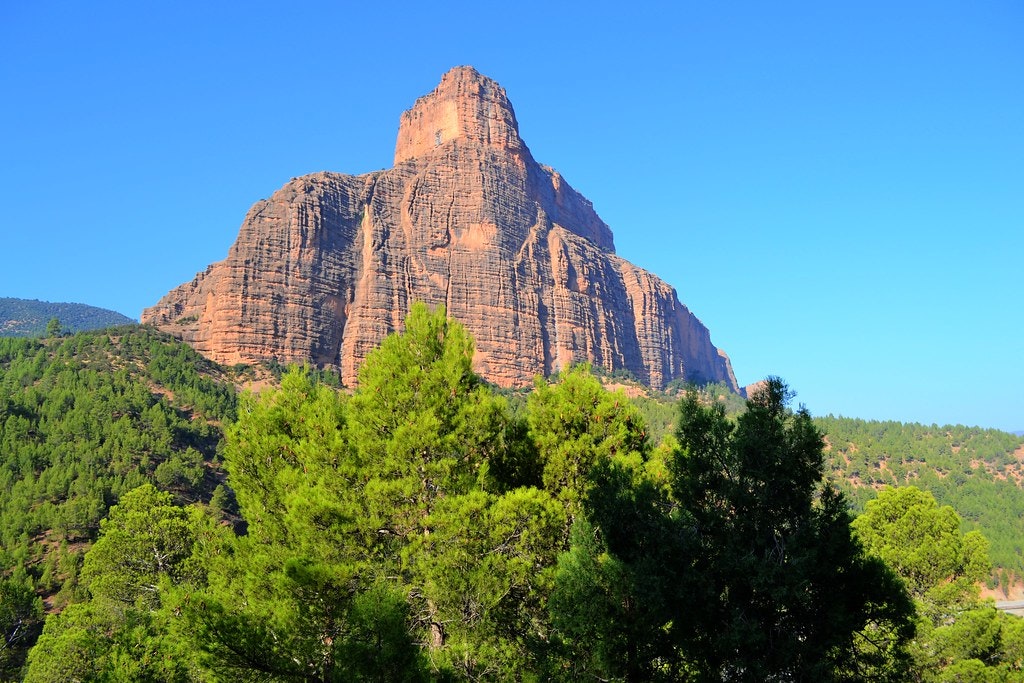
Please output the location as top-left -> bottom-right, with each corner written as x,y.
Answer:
143,66 -> 737,390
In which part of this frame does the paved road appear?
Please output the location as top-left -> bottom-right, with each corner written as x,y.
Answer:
996,601 -> 1024,616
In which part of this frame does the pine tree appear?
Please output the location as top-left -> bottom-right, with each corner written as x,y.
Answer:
672,378 -> 915,680
854,486 -> 1024,679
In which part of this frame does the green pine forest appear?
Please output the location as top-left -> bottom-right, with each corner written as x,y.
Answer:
1,308 -> 1023,680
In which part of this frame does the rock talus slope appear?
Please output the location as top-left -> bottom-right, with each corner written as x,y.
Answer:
143,66 -> 738,390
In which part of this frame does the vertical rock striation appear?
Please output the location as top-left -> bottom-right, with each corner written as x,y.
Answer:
143,66 -> 738,391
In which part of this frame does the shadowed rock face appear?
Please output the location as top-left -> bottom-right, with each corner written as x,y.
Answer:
143,66 -> 738,391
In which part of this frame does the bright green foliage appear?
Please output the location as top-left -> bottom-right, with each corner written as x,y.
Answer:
44,317 -> 62,338
854,487 -> 990,610
527,364 -> 648,523
853,486 -> 1024,680
820,419 -> 1023,483
184,535 -> 410,681
531,366 -> 689,680
914,606 -> 1006,680
79,484 -> 209,608
185,306 -> 524,680
346,303 -> 528,673
672,378 -> 915,681
24,484 -> 217,682
0,327 -> 235,676
223,366 -> 352,548
0,328 -> 234,572
188,367 -> 391,681
819,416 -> 1024,582
24,593 -> 206,683
412,487 -> 565,676
348,303 -> 509,544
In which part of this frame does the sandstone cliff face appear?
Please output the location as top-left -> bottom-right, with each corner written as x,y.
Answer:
143,66 -> 738,391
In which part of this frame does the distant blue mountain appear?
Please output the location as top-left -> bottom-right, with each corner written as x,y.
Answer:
0,297 -> 135,337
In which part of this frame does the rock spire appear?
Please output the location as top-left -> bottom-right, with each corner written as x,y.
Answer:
394,66 -> 527,165
143,66 -> 738,391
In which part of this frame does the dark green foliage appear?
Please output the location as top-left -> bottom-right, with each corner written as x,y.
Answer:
526,365 -> 686,679
672,378 -> 915,681
618,384 -> 1024,586
333,583 -> 424,682
0,297 -> 135,337
0,577 -> 43,675
550,476 -> 689,681
482,414 -> 543,492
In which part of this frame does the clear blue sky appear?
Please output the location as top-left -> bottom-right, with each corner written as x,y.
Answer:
2,1 -> 1021,431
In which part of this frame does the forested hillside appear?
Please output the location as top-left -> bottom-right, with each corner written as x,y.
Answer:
0,298 -> 135,337
820,417 -> 1024,593
2,313 -> 1024,680
0,325 -> 236,674
13,308 -> 921,680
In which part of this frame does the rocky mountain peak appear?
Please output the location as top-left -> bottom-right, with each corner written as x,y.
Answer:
144,67 -> 738,392
394,65 -> 528,165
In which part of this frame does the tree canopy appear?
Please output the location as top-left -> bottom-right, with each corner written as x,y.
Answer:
854,486 -> 1024,679
672,378 -> 915,681
10,307 -> 1017,680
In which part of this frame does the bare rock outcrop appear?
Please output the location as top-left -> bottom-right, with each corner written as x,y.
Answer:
143,66 -> 738,391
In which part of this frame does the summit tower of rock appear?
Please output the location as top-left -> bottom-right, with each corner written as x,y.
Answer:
143,66 -> 738,391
